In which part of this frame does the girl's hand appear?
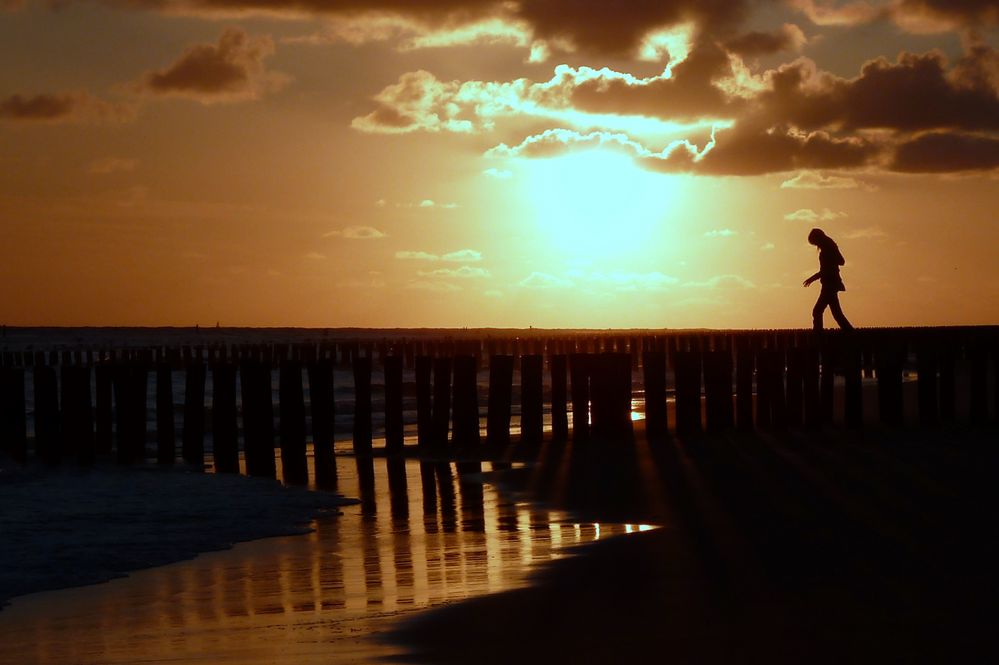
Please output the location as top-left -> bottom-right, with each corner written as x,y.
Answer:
803,277 -> 816,287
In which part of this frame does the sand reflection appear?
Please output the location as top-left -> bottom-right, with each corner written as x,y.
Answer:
0,458 -> 648,665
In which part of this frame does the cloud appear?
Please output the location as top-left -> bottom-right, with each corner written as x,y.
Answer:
704,228 -> 737,237
780,171 -> 861,189
571,271 -> 681,290
686,274 -> 757,289
483,168 -> 512,179
136,28 -> 288,104
87,157 -> 138,174
789,0 -> 885,27
324,226 -> 387,239
406,280 -> 462,293
96,0 -> 752,58
418,199 -> 458,208
395,251 -> 440,261
891,0 -> 999,33
890,131 -> 999,172
784,208 -> 848,221
723,23 -> 808,57
418,266 -> 490,278
519,272 -> 573,289
304,251 -> 327,260
761,47 -> 999,134
761,242 -> 776,250
844,227 -> 888,239
0,91 -> 134,123
441,249 -> 482,262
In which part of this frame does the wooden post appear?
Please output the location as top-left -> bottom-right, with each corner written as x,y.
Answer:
643,351 -> 668,439
353,355 -> 373,456
877,343 -> 905,427
156,362 -> 175,464
240,361 -> 276,478
430,357 -> 452,451
182,360 -> 206,466
520,354 -> 544,446
384,355 -> 405,453
703,351 -> 734,433
968,344 -> 988,426
735,347 -> 754,431
0,368 -> 27,463
673,351 -> 702,437
34,365 -> 61,465
416,356 -> 433,450
938,348 -> 956,424
307,359 -> 337,487
550,354 -> 569,443
569,354 -> 590,442
785,348 -> 804,428
820,341 -> 836,425
844,344 -> 863,429
212,363 -> 239,473
612,353 -> 633,440
279,360 -> 308,484
451,354 -> 480,449
755,350 -> 774,429
61,365 -> 95,465
802,347 -> 821,429
916,344 -> 938,427
95,363 -> 112,455
487,355 -> 514,449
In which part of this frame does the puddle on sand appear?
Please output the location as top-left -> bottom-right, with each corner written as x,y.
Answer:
0,458 -> 651,665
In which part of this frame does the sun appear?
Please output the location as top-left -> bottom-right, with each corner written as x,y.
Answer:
522,149 -> 680,262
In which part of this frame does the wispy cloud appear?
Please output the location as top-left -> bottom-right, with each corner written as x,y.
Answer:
844,227 -> 888,239
780,171 -> 861,190
483,168 -> 513,179
324,226 -> 387,239
704,228 -> 737,237
406,280 -> 461,292
87,157 -> 138,175
395,250 -> 439,261
442,249 -> 482,263
784,208 -> 848,222
419,266 -> 490,278
519,272 -> 573,289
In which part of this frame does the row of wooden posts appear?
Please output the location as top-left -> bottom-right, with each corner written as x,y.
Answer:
1,328 -> 997,484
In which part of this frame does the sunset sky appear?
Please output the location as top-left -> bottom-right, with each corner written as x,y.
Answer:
1,0 -> 998,328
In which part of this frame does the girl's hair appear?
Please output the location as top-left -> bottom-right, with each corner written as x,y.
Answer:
808,228 -> 827,246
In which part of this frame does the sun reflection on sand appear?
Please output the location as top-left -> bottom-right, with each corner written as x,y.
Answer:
0,458 -> 653,665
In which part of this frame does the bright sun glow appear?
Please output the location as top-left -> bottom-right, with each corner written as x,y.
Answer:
523,149 -> 679,261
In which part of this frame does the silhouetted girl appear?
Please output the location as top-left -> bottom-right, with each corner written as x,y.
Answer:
803,228 -> 854,331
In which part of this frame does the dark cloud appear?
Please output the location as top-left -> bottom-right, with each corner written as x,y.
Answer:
761,47 -> 999,133
569,41 -> 738,121
686,125 -> 879,176
514,0 -> 751,56
891,131 -> 999,172
137,27 -> 288,103
0,91 -> 134,122
76,0 -> 754,55
723,23 -> 807,57
893,0 -> 999,31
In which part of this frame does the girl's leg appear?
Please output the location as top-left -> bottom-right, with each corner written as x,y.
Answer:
828,293 -> 854,330
812,292 -> 829,331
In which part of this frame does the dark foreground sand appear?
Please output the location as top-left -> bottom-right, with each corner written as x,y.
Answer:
389,419 -> 999,664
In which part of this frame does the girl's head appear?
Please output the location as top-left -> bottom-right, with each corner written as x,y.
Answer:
808,228 -> 828,247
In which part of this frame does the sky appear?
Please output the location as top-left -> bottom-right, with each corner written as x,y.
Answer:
1,0 -> 998,328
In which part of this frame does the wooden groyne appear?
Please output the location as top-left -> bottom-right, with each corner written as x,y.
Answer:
0,327 -> 997,480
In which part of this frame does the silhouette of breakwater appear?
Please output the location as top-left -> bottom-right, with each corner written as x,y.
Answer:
1,327 -> 997,478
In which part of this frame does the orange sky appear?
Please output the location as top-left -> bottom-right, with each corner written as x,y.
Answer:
1,0 -> 998,328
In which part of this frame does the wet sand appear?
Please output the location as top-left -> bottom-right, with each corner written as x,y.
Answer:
391,417 -> 999,664
0,457 -> 648,665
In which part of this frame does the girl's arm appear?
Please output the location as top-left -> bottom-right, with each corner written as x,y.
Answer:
803,271 -> 821,287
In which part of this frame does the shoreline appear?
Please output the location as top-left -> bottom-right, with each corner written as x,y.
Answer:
386,420 -> 999,664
